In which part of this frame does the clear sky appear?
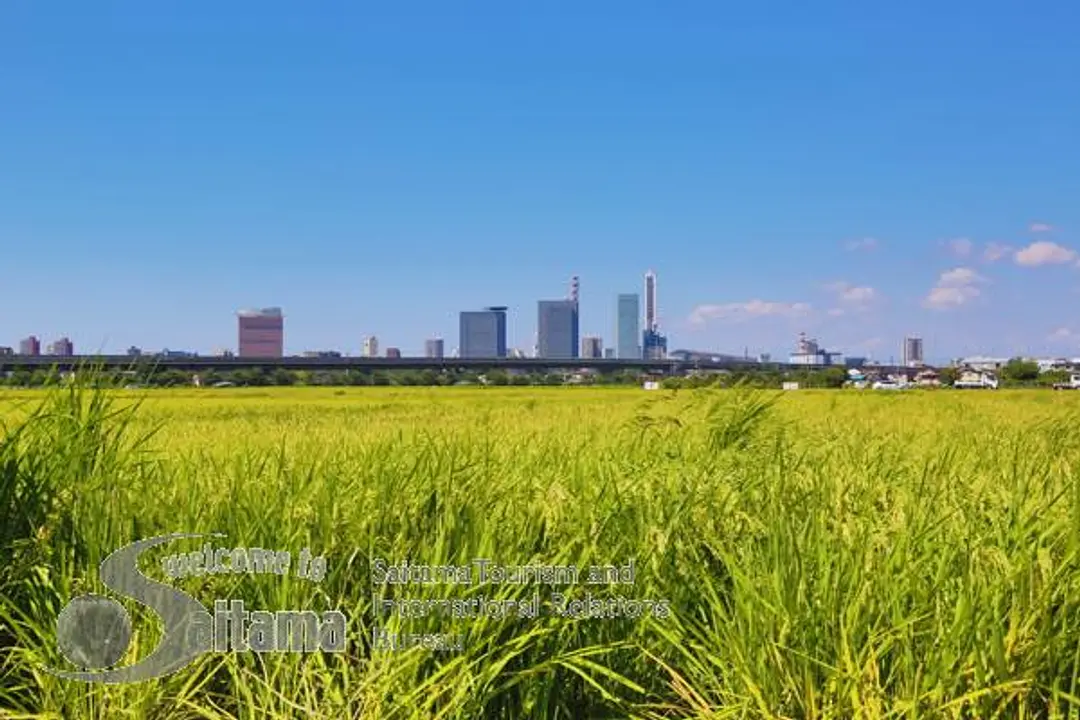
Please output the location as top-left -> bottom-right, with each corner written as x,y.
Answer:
3,1 -> 1078,363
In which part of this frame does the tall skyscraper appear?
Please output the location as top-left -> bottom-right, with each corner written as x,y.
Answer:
903,337 -> 924,367
644,270 -> 658,332
641,271 -> 666,358
537,300 -> 579,358
363,336 -> 379,357
459,307 -> 508,358
425,338 -> 445,358
18,336 -> 40,356
581,336 -> 603,359
616,294 -> 641,359
237,308 -> 284,358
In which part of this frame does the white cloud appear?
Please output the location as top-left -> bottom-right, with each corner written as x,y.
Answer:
842,286 -> 876,303
845,237 -> 879,251
923,267 -> 986,310
1014,241 -> 1076,267
827,308 -> 846,317
946,237 -> 973,257
924,286 -> 979,308
983,242 -> 1012,263
688,300 -> 811,325
824,280 -> 878,308
1030,222 -> 1054,233
939,267 -> 983,286
1049,327 -> 1074,341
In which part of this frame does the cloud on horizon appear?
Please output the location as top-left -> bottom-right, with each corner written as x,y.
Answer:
688,300 -> 812,326
923,267 -> 986,310
1014,241 -> 1076,267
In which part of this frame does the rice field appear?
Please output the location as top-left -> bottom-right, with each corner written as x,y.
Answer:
2,382 -> 1080,719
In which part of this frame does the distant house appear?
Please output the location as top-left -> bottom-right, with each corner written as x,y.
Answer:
954,369 -> 999,389
915,369 -> 941,387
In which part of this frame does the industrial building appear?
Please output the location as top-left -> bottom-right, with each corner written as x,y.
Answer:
788,332 -> 843,366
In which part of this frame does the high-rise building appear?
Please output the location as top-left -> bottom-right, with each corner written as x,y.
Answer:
903,337 -> 924,367
18,336 -> 40,356
641,271 -> 667,359
459,307 -> 508,358
237,308 -> 284,358
616,294 -> 641,359
642,329 -> 667,359
424,338 -> 445,358
386,347 -> 401,359
644,270 -> 658,332
47,337 -> 74,356
363,336 -> 379,357
581,336 -> 603,359
537,300 -> 579,358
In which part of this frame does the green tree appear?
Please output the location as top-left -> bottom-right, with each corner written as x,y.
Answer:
270,368 -> 295,386
1001,358 -> 1039,385
7,369 -> 31,387
486,370 -> 510,386
820,367 -> 848,388
1040,369 -> 1069,387
938,367 -> 959,387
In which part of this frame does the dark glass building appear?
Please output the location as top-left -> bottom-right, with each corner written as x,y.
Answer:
459,307 -> 507,358
642,329 -> 667,359
537,300 -> 579,359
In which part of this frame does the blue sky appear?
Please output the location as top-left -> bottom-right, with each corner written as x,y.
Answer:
2,1 -> 1078,363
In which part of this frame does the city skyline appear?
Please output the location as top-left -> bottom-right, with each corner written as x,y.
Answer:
3,3 -> 1079,363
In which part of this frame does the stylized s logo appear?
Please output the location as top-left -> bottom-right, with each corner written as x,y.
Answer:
44,533 -> 218,683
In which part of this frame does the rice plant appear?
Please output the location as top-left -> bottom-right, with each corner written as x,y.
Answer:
0,380 -> 1078,718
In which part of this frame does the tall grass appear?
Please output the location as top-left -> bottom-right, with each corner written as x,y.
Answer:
0,380 -> 1078,718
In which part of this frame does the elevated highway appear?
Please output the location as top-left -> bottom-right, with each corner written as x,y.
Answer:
0,354 -> 929,377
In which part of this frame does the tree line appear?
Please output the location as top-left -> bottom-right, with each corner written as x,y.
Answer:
0,358 -> 1070,389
